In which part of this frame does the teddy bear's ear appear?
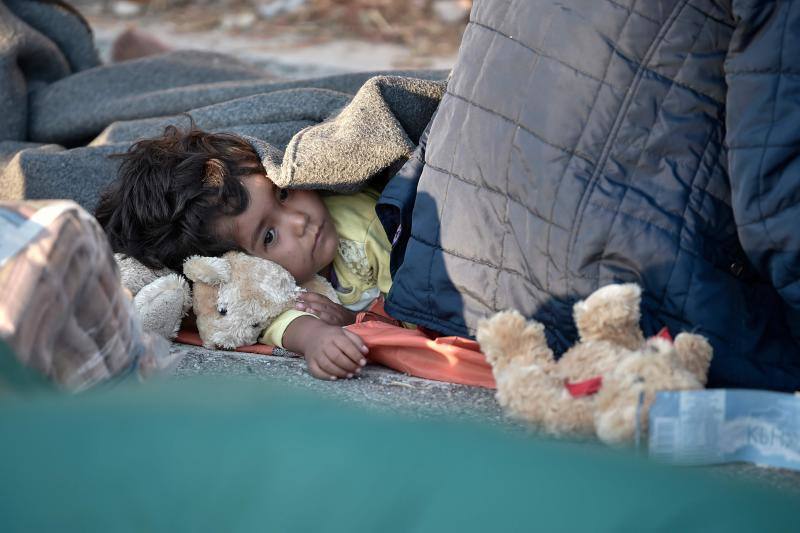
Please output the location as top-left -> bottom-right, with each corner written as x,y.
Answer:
573,283 -> 644,349
183,255 -> 231,285
256,260 -> 297,302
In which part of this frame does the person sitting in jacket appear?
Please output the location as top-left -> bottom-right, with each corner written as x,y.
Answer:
379,0 -> 800,391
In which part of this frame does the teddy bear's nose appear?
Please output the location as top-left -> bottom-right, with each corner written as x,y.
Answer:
218,307 -> 227,316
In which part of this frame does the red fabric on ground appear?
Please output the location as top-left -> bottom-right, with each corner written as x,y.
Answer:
349,298 -> 495,388
173,330 -> 275,356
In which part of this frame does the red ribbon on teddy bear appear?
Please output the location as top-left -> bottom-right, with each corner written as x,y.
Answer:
564,327 -> 672,398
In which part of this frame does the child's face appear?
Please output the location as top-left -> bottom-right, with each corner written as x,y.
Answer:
222,174 -> 339,284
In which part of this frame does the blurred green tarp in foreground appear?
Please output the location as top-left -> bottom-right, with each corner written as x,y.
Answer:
0,366 -> 798,532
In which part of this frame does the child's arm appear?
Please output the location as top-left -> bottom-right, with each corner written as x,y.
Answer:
282,315 -> 368,381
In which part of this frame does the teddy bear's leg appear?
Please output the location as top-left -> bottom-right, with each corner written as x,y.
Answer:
488,356 -> 585,438
476,310 -> 555,372
673,333 -> 713,386
573,283 -> 644,350
594,387 -> 652,445
478,311 -> 573,433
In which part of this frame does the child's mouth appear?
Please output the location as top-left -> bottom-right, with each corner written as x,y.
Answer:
313,221 -> 323,252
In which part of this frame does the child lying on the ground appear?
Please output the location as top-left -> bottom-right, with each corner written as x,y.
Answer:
96,124 -> 395,381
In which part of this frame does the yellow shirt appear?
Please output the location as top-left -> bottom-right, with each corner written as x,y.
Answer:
259,188 -> 392,348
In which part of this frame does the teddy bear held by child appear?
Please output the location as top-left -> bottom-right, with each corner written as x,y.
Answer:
476,283 -> 713,445
183,251 -> 339,350
116,251 -> 339,350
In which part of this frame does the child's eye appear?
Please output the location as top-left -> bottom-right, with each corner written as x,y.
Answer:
277,188 -> 289,202
263,228 -> 277,247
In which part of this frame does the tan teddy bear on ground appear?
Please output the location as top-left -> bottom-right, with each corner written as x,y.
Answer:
116,251 -> 338,350
476,283 -> 713,445
183,251 -> 339,350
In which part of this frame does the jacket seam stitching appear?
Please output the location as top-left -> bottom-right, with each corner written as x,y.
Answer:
727,68 -> 800,76
686,1 -> 735,29
469,18 -> 723,104
545,10 -> 633,294
737,197 -> 800,226
443,90 -> 596,165
494,129 -> 515,310
423,162 -> 573,232
426,157 -> 729,238
429,113 -> 454,317
606,11 -> 710,304
566,0 -> 689,298
729,142 -> 800,149
408,233 -> 525,277
407,226 -> 741,285
674,126 -> 716,315
752,4 -> 790,255
545,6 -> 634,296
604,0 -> 661,25
467,20 -> 626,93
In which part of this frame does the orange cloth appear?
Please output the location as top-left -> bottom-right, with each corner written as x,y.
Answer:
174,298 -> 496,389
348,299 -> 495,388
174,330 -> 275,356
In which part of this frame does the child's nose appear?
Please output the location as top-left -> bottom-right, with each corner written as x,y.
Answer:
288,210 -> 310,234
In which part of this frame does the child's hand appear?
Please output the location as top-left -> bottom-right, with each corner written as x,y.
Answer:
281,315 -> 368,381
302,323 -> 368,381
295,292 -> 356,327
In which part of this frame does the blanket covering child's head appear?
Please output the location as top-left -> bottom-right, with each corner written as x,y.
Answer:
95,124 -> 338,284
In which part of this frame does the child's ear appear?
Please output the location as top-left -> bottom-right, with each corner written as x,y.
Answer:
203,158 -> 225,187
183,255 -> 231,285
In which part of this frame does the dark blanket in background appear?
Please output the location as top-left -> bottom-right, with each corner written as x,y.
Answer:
0,0 -> 446,209
381,0 -> 800,390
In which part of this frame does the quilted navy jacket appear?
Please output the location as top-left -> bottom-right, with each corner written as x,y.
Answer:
379,0 -> 800,390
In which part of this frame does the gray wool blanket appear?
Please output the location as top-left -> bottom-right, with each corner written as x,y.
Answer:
0,0 -> 447,211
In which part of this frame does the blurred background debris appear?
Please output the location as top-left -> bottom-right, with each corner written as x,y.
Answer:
71,0 -> 471,78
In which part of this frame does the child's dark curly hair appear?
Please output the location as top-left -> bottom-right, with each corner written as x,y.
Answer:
95,124 -> 262,272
